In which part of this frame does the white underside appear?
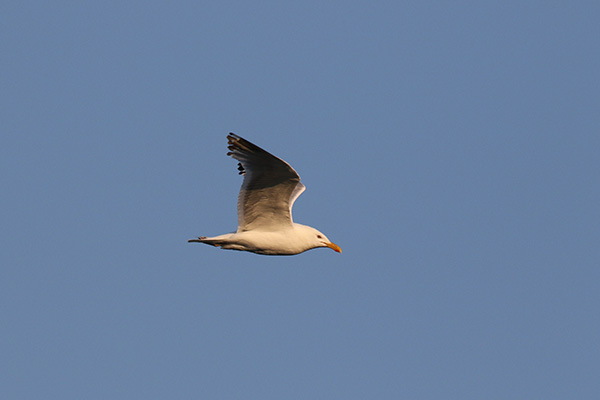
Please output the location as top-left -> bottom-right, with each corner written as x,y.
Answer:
204,223 -> 324,255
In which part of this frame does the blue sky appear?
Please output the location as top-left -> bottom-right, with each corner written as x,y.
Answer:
2,1 -> 599,398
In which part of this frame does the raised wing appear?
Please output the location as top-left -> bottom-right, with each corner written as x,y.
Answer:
227,133 -> 305,232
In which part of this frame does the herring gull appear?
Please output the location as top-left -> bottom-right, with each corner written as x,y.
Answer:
188,133 -> 342,255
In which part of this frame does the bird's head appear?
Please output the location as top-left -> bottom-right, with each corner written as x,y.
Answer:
303,226 -> 341,253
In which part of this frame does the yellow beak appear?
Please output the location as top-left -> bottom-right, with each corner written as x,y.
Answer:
325,242 -> 342,253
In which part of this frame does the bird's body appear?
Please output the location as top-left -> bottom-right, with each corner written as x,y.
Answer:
188,133 -> 341,255
192,223 -> 331,255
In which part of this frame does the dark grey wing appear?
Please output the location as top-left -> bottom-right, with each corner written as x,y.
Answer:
227,133 -> 305,231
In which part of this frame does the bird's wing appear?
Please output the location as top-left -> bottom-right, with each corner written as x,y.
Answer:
227,133 -> 305,232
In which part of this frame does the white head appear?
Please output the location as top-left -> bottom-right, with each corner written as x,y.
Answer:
296,224 -> 342,253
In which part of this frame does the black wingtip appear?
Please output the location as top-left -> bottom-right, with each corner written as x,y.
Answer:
237,162 -> 245,175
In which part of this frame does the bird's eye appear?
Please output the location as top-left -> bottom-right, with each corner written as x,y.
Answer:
317,235 -> 323,239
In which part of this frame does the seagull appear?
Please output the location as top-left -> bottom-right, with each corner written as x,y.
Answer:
188,133 -> 341,255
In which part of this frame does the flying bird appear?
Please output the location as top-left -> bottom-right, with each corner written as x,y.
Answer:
188,133 -> 341,255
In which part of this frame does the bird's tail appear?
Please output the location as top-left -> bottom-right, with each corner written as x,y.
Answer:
187,234 -> 231,247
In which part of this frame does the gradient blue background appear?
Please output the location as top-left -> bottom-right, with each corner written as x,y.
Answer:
2,1 -> 599,398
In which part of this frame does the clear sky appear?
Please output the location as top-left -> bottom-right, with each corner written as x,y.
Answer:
2,1 -> 599,399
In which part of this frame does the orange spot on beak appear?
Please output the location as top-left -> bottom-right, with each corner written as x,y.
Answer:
326,242 -> 342,253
